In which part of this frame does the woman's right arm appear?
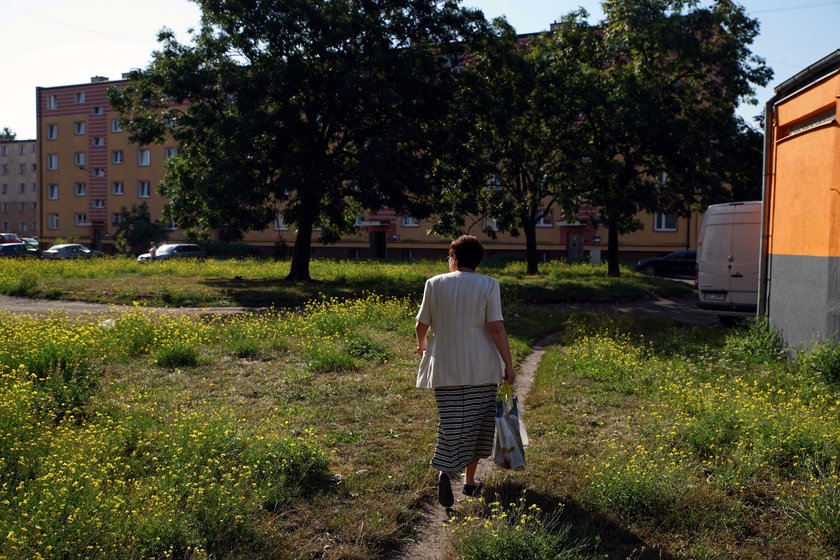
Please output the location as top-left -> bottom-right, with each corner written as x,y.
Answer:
486,321 -> 515,384
415,321 -> 429,355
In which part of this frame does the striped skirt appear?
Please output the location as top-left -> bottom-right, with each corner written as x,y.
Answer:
431,384 -> 497,473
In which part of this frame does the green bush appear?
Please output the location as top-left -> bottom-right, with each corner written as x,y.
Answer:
723,318 -> 786,363
798,339 -> 840,385
154,343 -> 199,369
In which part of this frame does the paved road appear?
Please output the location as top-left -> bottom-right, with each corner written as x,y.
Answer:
0,292 -> 718,325
0,294 -> 250,317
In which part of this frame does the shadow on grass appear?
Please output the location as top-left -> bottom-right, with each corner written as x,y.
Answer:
201,276 -> 425,308
487,479 -> 681,560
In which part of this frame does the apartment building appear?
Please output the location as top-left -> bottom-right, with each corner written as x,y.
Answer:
0,138 -> 38,237
37,77 -> 179,250
36,76 -> 699,261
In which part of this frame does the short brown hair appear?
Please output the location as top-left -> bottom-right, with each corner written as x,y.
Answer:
449,235 -> 484,270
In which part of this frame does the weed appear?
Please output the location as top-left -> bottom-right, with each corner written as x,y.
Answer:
154,343 -> 199,369
798,339 -> 840,385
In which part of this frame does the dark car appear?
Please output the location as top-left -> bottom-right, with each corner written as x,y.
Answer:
636,250 -> 697,278
0,242 -> 38,258
137,243 -> 206,263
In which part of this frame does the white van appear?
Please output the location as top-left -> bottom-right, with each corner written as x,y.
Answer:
696,202 -> 761,324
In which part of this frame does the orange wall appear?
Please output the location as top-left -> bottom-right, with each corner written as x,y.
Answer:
767,73 -> 840,258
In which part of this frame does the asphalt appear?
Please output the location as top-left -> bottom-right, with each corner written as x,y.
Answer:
0,292 -> 718,325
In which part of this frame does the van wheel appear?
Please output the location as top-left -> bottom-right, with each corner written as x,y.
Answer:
644,265 -> 656,276
719,316 -> 739,327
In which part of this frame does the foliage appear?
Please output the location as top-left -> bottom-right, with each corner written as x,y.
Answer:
528,314 -> 839,557
112,202 -> 169,255
434,19 -> 586,275
0,127 -> 15,141
798,339 -> 840,385
546,1 -> 772,275
449,496 -> 588,560
109,0 -> 491,281
0,257 -> 691,308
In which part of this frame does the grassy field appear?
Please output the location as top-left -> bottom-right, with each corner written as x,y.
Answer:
0,257 -> 690,307
0,260 -> 836,559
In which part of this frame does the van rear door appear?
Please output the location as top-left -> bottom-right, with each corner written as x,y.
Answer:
728,208 -> 760,308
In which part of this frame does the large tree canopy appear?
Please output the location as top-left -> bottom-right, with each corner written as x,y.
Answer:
432,19 -> 587,274
110,0 -> 488,280
545,0 -> 772,275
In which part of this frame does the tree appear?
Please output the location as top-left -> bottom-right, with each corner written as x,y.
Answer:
109,0 -> 488,280
432,19 -> 587,274
0,128 -> 15,141
113,202 -> 169,255
547,0 -> 772,275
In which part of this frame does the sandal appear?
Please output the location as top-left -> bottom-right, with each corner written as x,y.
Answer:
462,480 -> 483,497
438,472 -> 454,507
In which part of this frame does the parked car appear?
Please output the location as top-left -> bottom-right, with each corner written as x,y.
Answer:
137,243 -> 206,263
41,243 -> 104,259
0,233 -> 22,243
21,237 -> 40,255
0,242 -> 38,258
635,250 -> 697,278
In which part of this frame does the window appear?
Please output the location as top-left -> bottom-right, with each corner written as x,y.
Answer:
30,163 -> 36,172
401,215 -> 420,227
137,149 -> 151,167
47,154 -> 58,170
93,199 -> 105,209
93,168 -> 106,177
75,152 -> 87,167
0,184 -> 5,194
0,146 -> 6,156
1,222 -> 6,231
18,202 -> 25,213
47,124 -> 58,140
654,212 -> 677,232
18,164 -> 25,174
165,147 -> 178,159
18,221 -> 27,232
48,213 -> 59,229
92,106 -> 104,115
75,92 -> 86,104
536,210 -> 553,228
111,120 -> 123,133
138,180 -> 150,198
74,182 -> 87,196
483,216 -> 498,232
111,213 -> 122,225
274,213 -> 288,231
112,181 -> 124,195
47,95 -> 57,110
18,145 -> 25,155
112,150 -> 124,164
75,213 -> 88,226
0,164 -> 7,175
74,121 -> 86,135
0,203 -> 5,213
165,218 -> 177,230
18,183 -> 25,194
93,137 -> 105,146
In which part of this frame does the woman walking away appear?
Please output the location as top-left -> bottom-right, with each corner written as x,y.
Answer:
415,235 -> 515,507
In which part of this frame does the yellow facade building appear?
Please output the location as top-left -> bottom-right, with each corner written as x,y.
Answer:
37,76 -> 699,262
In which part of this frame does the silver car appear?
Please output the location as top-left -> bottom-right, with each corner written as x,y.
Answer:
137,243 -> 206,263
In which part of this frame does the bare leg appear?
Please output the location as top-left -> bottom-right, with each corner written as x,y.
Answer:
465,459 -> 480,486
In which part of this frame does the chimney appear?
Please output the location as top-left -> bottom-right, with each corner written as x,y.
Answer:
90,76 -> 109,83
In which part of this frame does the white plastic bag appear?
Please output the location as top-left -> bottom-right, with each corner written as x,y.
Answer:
493,382 -> 526,469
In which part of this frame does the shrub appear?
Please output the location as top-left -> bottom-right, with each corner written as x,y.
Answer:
723,318 -> 786,363
449,497 -> 587,560
154,343 -> 199,369
798,339 -> 840,385
345,335 -> 390,363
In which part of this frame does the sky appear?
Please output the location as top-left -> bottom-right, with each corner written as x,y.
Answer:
1,0 -> 839,140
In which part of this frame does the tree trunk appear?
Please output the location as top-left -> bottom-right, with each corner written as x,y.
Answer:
523,220 -> 540,275
287,213 -> 314,282
607,216 -> 621,277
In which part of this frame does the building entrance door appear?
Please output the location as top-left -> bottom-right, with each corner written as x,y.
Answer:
370,231 -> 387,259
567,232 -> 583,261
